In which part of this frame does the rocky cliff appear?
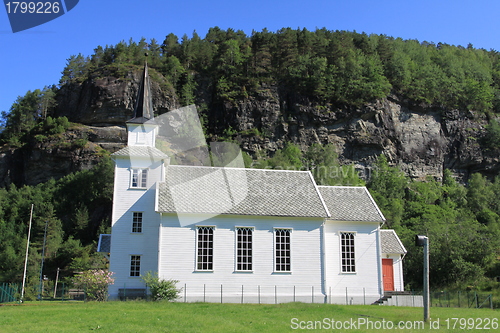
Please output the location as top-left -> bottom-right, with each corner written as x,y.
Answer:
225,91 -> 497,181
0,125 -> 126,187
2,69 -> 498,187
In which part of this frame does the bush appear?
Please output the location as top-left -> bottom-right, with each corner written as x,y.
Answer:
72,269 -> 114,301
141,271 -> 181,301
73,138 -> 88,148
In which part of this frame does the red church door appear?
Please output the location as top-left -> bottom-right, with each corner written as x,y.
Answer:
382,259 -> 394,291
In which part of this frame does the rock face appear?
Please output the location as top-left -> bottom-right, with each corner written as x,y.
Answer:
0,126 -> 126,187
54,69 -> 178,126
2,71 -> 499,187
220,92 -> 497,181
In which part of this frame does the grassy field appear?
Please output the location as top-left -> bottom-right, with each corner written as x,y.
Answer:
0,301 -> 498,332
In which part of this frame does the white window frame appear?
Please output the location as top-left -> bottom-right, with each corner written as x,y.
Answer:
132,212 -> 143,233
196,226 -> 215,271
340,232 -> 356,273
274,228 -> 292,273
130,255 -> 141,277
130,168 -> 148,189
235,227 -> 254,272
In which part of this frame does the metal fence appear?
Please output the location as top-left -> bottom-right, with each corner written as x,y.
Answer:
0,283 -> 19,303
116,284 -> 498,309
117,284 -> 383,305
8,280 -> 495,308
429,290 -> 496,309
177,284 -> 326,304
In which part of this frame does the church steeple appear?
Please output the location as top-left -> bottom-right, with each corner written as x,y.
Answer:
127,54 -> 154,124
125,55 -> 158,147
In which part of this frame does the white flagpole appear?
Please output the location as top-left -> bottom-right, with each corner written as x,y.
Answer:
53,267 -> 60,299
21,204 -> 34,302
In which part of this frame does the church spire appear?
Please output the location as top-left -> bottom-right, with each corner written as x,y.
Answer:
127,54 -> 154,123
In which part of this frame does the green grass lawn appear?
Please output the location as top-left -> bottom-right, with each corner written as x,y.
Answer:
0,301 -> 498,332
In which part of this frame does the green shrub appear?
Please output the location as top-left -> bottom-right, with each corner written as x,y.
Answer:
141,271 -> 181,301
73,138 -> 88,148
34,134 -> 47,142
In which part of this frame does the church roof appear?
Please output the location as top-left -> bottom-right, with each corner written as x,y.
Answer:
380,229 -> 407,254
318,186 -> 385,222
157,166 -> 330,218
127,58 -> 154,124
111,146 -> 168,159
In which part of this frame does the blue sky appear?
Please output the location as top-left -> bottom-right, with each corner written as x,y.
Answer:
1,0 -> 500,114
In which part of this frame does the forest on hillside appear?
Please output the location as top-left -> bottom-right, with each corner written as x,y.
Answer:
57,27 -> 500,112
0,28 -> 500,298
4,27 -> 500,144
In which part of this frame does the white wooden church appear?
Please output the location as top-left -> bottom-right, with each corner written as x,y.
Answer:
99,61 -> 407,304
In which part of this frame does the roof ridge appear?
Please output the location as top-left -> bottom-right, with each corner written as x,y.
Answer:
168,164 -> 314,174
317,185 -> 367,189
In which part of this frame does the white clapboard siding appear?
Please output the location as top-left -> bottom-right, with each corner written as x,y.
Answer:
158,214 -> 325,301
127,123 -> 157,147
323,220 -> 382,303
108,157 -> 163,298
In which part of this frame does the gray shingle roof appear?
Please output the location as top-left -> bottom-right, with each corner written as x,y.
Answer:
97,234 -> 111,253
157,166 -> 329,218
380,229 -> 407,254
318,186 -> 385,222
111,146 -> 168,159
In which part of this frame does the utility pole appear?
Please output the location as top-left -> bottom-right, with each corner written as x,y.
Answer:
38,220 -> 48,300
415,235 -> 430,322
21,204 -> 34,302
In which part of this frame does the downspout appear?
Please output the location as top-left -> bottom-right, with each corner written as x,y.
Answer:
321,220 -> 327,303
376,225 -> 384,297
157,217 -> 162,278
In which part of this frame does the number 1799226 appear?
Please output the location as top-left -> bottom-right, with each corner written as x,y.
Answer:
5,2 -> 61,14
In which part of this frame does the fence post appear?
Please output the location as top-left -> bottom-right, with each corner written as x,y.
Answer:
293,285 -> 296,303
241,285 -> 243,304
458,291 -> 461,308
204,284 -> 206,303
345,287 -> 348,305
220,284 -> 223,304
184,283 -> 187,303
312,286 -> 314,304
258,285 -> 260,304
275,285 -> 277,304
490,294 -> 493,310
363,288 -> 366,305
